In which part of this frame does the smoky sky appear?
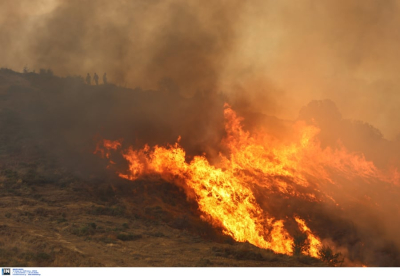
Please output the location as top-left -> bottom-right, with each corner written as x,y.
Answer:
0,0 -> 242,98
1,0 -> 400,138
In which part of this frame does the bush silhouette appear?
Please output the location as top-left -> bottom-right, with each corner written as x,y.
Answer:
292,233 -> 310,255
317,246 -> 344,266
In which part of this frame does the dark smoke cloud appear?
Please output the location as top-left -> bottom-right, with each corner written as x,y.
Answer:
2,0 -> 400,138
2,1 -> 400,265
1,0 -> 242,96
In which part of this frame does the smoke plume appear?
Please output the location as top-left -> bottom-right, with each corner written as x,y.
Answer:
2,0 -> 400,266
2,0 -> 400,138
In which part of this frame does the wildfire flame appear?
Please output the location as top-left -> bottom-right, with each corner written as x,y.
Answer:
294,217 -> 322,258
95,103 -> 399,258
94,139 -> 122,159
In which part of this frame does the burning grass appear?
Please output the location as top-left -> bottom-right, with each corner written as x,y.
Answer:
1,69 -> 400,266
97,104 -> 400,266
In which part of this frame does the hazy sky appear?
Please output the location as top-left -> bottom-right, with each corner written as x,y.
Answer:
1,0 -> 400,139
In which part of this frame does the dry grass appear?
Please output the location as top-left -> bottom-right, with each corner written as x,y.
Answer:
0,69 -> 328,267
0,173 -> 327,267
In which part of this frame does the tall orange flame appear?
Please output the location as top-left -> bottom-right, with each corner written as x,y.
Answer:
96,104 -> 398,258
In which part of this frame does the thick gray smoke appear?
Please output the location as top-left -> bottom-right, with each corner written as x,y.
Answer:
2,0 -> 400,138
2,0 -> 400,266
0,0 -> 242,97
225,0 -> 400,140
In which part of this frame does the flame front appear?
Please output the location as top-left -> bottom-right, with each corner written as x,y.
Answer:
294,217 -> 322,258
96,104 -> 399,258
112,138 -> 294,253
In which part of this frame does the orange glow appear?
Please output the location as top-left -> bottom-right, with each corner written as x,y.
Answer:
94,139 -> 122,158
95,104 -> 398,258
112,139 -> 294,253
294,217 -> 322,258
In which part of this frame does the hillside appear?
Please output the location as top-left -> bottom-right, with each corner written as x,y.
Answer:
0,68 -> 325,267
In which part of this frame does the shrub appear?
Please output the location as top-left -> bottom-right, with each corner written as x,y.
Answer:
122,223 -> 129,229
56,217 -> 67,223
89,222 -> 97,229
90,205 -> 125,216
292,233 -> 310,256
196,258 -> 213,267
116,233 -> 142,241
71,225 -> 95,236
317,246 -> 344,267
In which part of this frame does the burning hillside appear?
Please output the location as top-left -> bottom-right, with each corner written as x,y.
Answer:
2,0 -> 400,268
1,69 -> 400,266
96,103 -> 400,266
